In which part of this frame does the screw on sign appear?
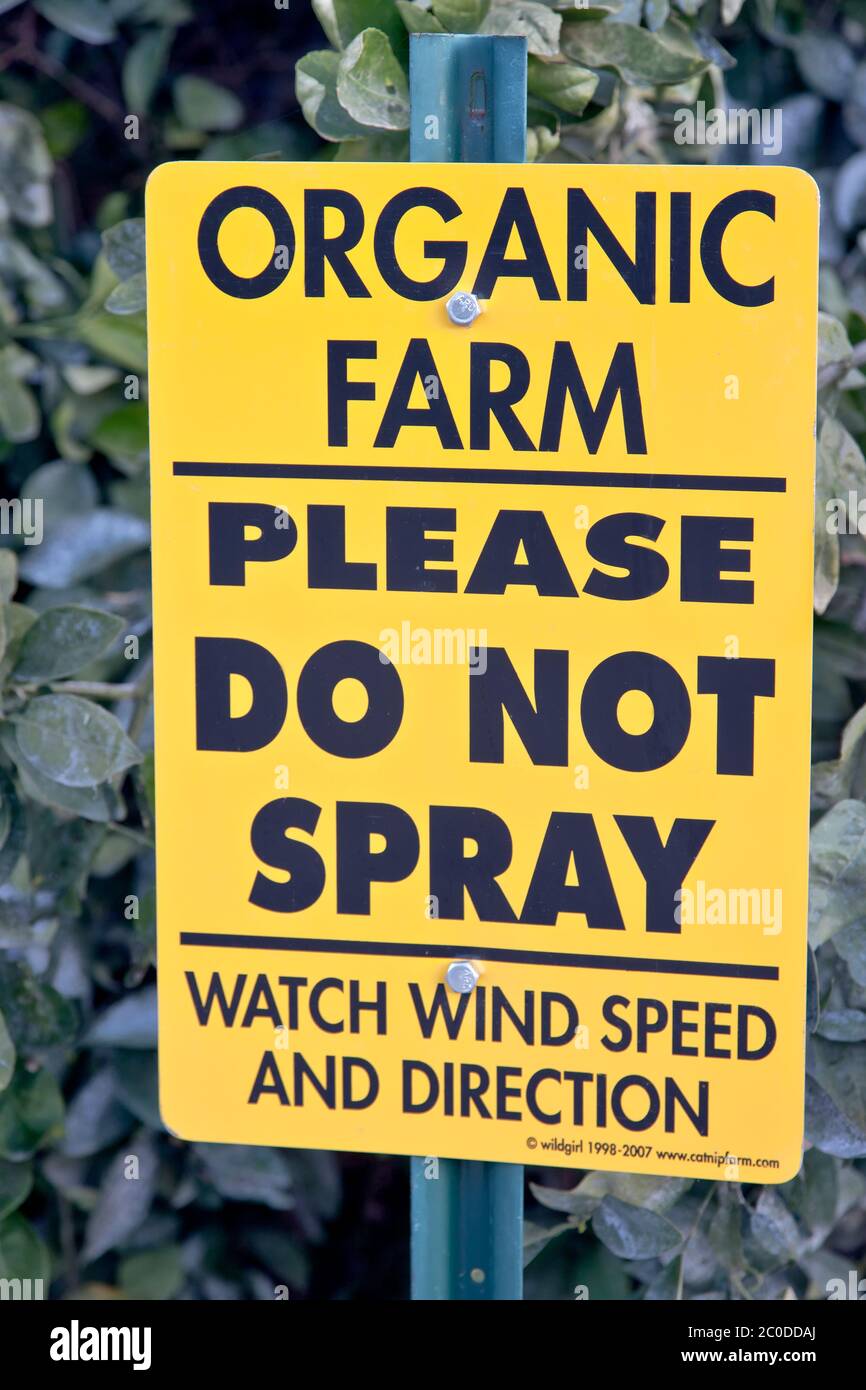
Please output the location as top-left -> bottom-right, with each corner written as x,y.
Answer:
446,960 -> 480,994
446,291 -> 481,326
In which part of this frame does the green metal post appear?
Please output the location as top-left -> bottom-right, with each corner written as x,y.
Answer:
408,31 -> 527,1302
409,33 -> 526,163
410,1157 -> 524,1300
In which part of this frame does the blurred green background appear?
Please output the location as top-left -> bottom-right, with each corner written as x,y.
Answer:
0,0 -> 864,1301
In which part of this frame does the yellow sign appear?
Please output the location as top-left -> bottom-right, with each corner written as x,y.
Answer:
147,161 -> 818,1180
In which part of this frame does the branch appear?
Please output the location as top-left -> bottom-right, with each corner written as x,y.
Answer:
817,339 -> 866,392
42,680 -> 146,700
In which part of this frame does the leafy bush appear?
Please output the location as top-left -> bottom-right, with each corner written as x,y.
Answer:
0,0 -> 863,1301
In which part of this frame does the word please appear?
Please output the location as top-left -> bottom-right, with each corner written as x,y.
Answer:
208,501 -> 757,604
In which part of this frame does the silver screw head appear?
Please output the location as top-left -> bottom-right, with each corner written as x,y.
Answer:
446,291 -> 481,326
445,960 -> 480,994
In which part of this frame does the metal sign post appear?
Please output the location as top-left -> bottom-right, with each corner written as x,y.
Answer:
408,32 -> 527,1303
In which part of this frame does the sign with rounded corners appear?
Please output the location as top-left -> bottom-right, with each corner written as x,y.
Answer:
147,161 -> 818,1179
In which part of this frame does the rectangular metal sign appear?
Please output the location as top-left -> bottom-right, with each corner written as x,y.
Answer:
147,162 -> 818,1178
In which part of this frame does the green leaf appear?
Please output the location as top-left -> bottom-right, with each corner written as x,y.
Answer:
0,782 -> 9,854
174,76 -> 244,133
562,16 -> 710,85
296,50 -> 370,141
21,459 -> 97,527
526,122 -> 560,161
0,1157 -> 30,1220
528,56 -> 598,114
817,415 -> 866,501
815,437 -> 841,618
89,400 -> 149,470
843,62 -> 866,150
561,1169 -> 691,1213
707,1185 -> 743,1268
62,363 -> 119,395
523,1215 -> 572,1265
796,31 -> 857,103
245,1227 -> 310,1291
834,151 -> 866,232
834,921 -> 866,987
809,1037 -> 866,1151
0,1008 -> 14,1095
4,736 -> 115,822
138,749 -> 155,823
805,1074 -> 866,1158
120,1245 -> 183,1300
51,393 -> 94,464
85,987 -> 157,1050
34,0 -> 116,43
333,130 -> 409,159
83,1130 -> 159,1264
28,808 -> 106,904
0,551 -> 17,604
397,0 -> 445,33
643,1258 -> 681,1299
809,799 -> 866,946
0,788 -> 10,860
336,29 -> 410,130
0,1066 -> 65,1159
61,1068 -> 132,1158
528,1183 -> 596,1220
0,1213 -> 50,1285
314,0 -> 408,50
12,694 -> 142,788
111,1052 -> 160,1128
431,0 -> 489,31
105,271 -> 147,315
480,1 -> 561,57
749,1188 -> 800,1260
101,218 -> 146,281
592,1194 -> 682,1259
195,1143 -> 295,1209
783,1147 -> 838,1234
90,241 -> 126,296
201,121 -> 316,162
644,0 -> 670,31
123,28 -> 174,113
0,963 -> 77,1056
0,104 -> 53,228
817,625 -> 861,695
1,234 -> 68,315
814,417 -> 865,616
603,0 -> 642,16
814,620 -> 865,684
817,419 -> 866,617
77,309 -> 148,372
0,357 -> 38,443
12,606 -> 124,682
0,768 -> 26,883
817,1009 -> 866,1043
818,312 -> 853,372
18,508 -> 149,589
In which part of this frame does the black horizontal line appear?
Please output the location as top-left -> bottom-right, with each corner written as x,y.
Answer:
173,462 -> 786,493
179,932 -> 778,981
